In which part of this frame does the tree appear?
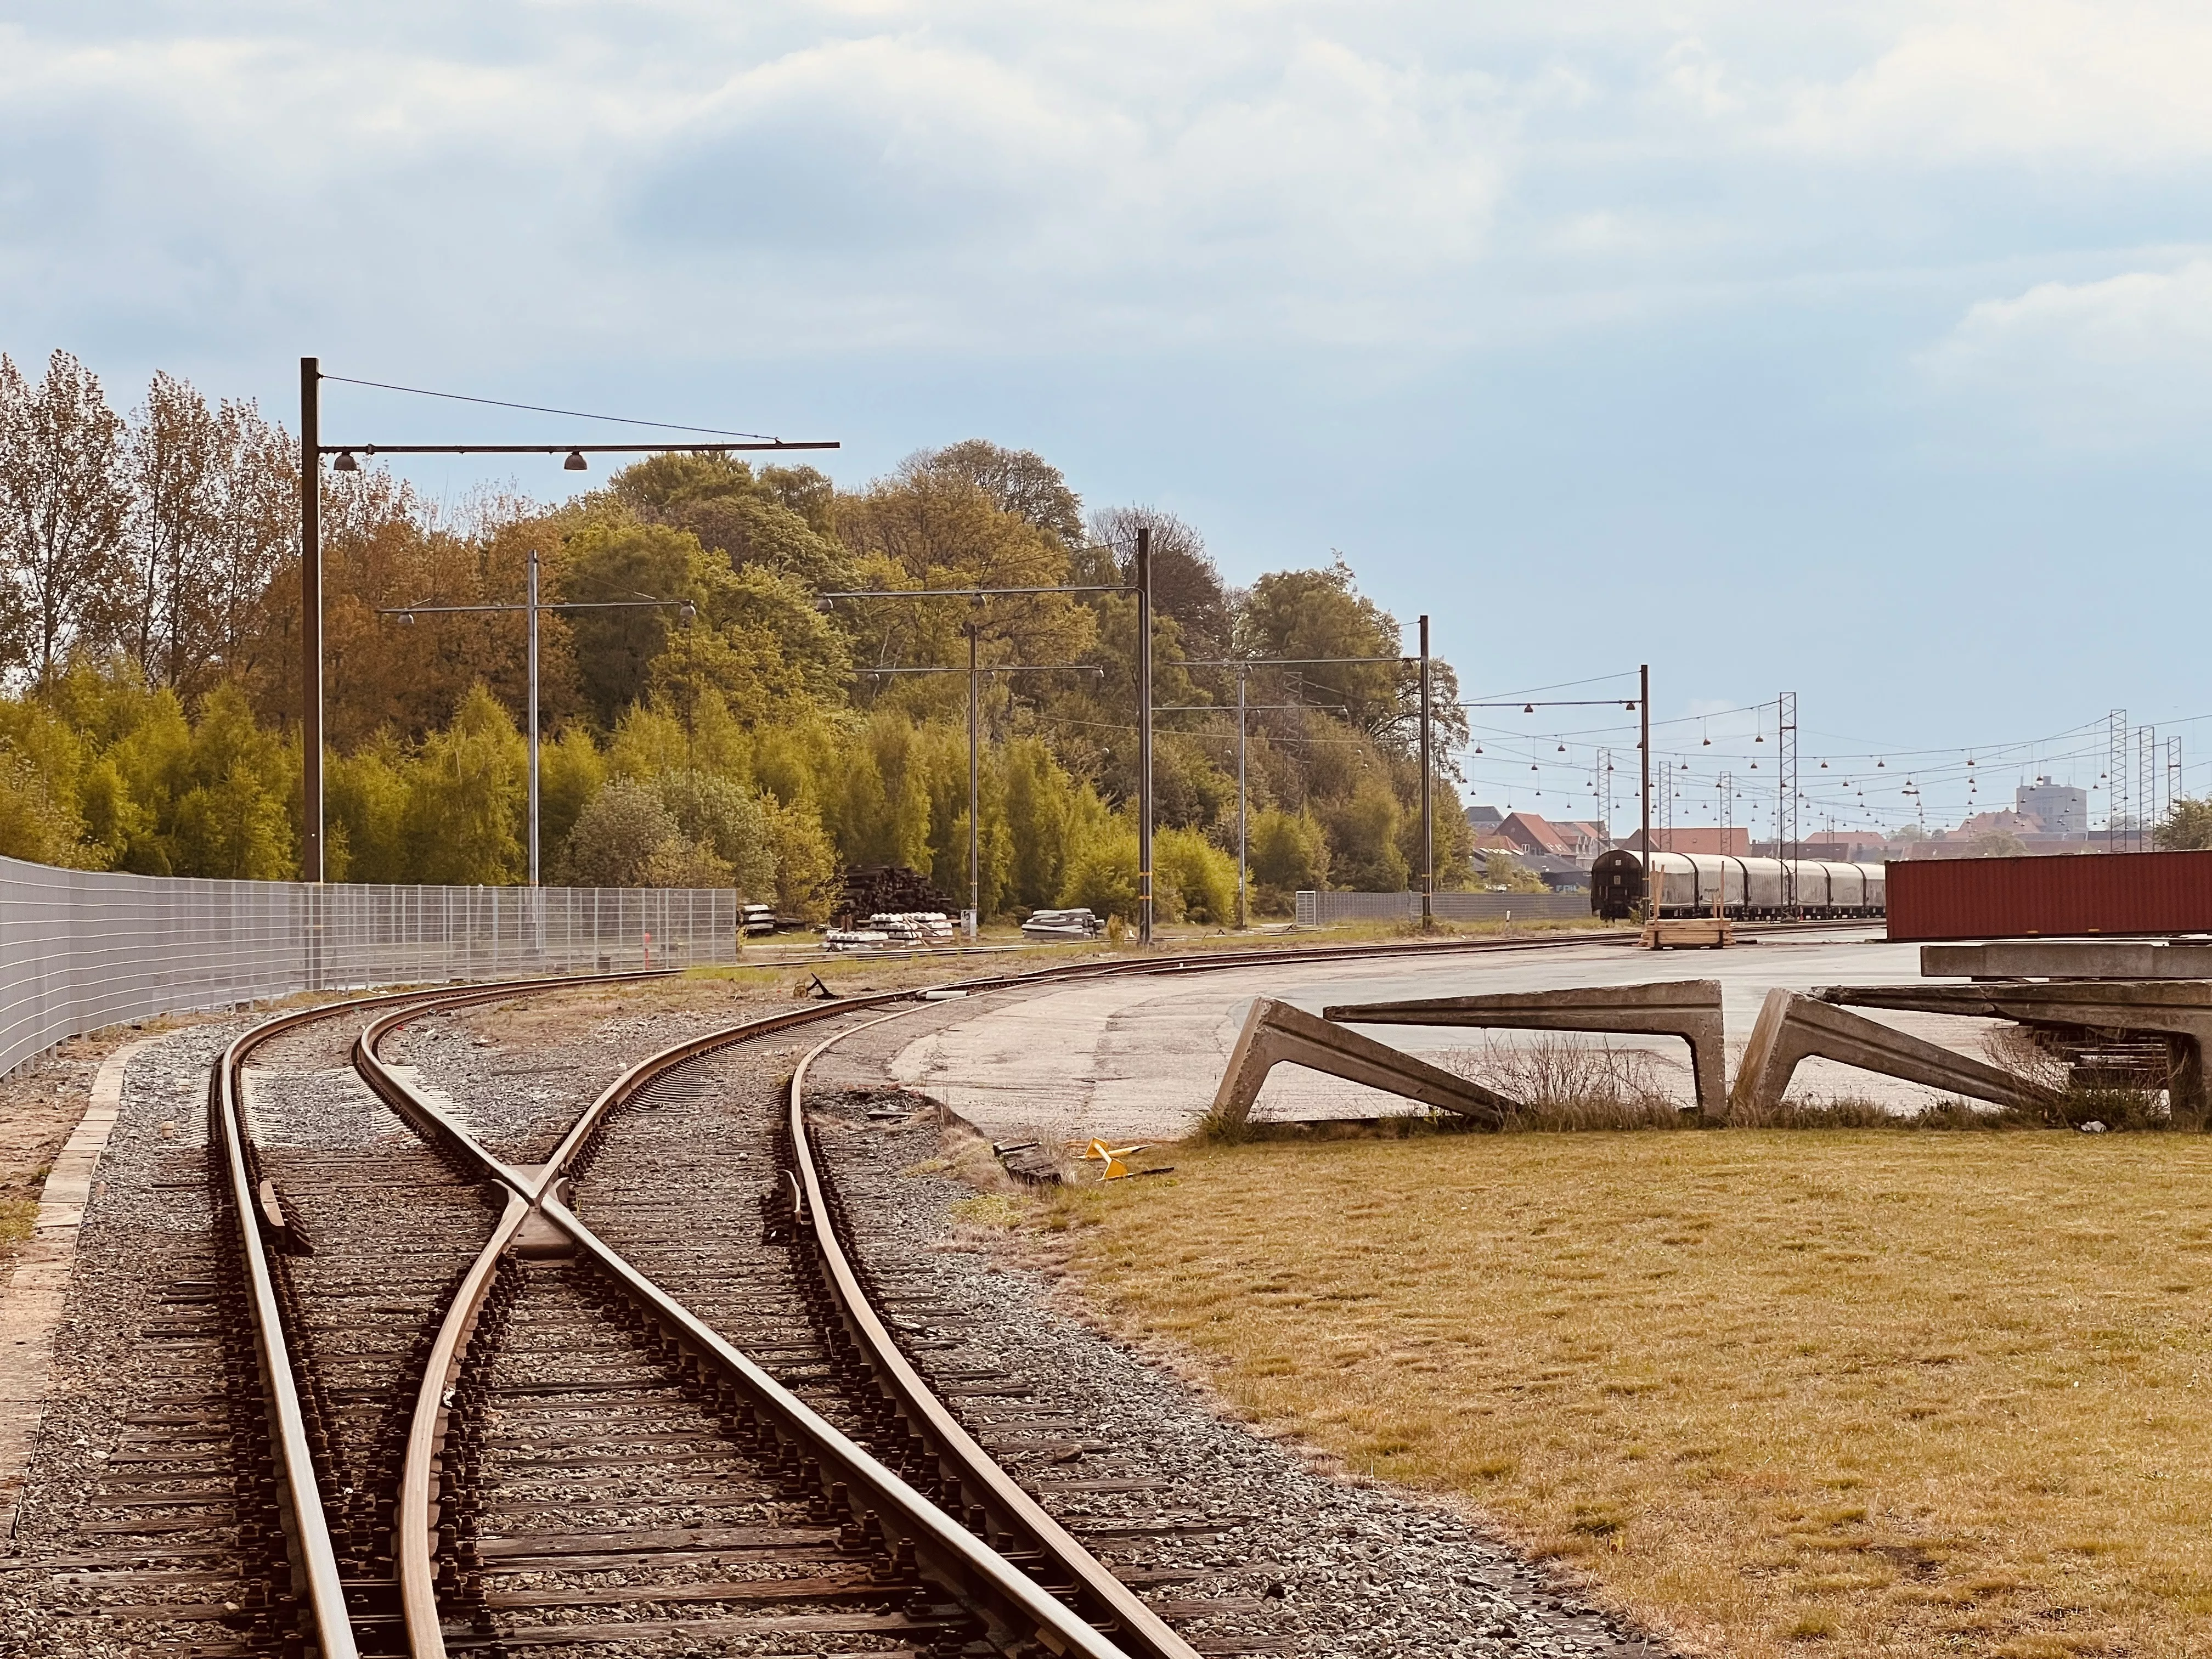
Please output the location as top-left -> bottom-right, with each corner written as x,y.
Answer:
655,769 -> 775,896
2157,798 -> 2212,851
555,521 -> 700,726
167,682 -> 297,879
760,791 -> 837,919
0,748 -> 83,865
400,685 -> 524,884
0,351 -> 131,681
560,778 -> 679,887
1059,815 -> 1141,923
909,441 -> 1084,544
1091,505 -> 1229,659
1248,807 -> 1328,913
121,371 -> 225,687
1320,777 -> 1409,890
326,736 -> 410,883
1155,827 -> 1237,924
1236,559 -> 1404,738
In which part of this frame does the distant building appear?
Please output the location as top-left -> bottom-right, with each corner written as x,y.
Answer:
1494,812 -> 1607,861
1622,827 -> 1750,855
1515,853 -> 1591,891
1555,821 -> 1609,857
2017,781 -> 2089,836
1465,805 -> 1505,835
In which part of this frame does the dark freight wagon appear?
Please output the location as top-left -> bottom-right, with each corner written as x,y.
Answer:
1886,849 -> 2212,941
1590,850 -> 1887,921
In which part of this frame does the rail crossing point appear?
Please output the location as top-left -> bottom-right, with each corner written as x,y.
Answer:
1730,988 -> 2066,1121
1210,998 -> 1513,1132
1323,980 -> 1730,1120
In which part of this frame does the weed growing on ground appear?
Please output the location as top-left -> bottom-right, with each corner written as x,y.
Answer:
0,1197 -> 35,1249
1446,1037 -> 1686,1130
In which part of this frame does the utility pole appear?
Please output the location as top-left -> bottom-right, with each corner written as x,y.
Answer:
300,357 -> 323,884
1418,614 -> 1434,930
526,549 -> 541,885
967,618 -> 981,940
1235,667 -> 1248,929
380,577 -> 689,886
1136,528 -> 1154,945
1638,663 -> 1651,913
1778,690 -> 1798,911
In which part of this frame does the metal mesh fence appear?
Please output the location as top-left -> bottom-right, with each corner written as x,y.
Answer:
1294,889 -> 1592,926
0,856 -> 739,1078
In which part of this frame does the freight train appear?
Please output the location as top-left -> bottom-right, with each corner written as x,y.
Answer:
1590,850 -> 1887,921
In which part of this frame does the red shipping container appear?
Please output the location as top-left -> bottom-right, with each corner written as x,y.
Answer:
1886,850 -> 2212,942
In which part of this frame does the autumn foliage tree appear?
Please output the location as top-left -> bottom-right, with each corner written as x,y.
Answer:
0,362 -> 1472,914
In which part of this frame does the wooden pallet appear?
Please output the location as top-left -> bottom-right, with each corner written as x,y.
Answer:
1639,917 -> 1735,950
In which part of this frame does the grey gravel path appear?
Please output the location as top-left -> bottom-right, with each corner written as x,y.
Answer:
0,1020 -> 250,1659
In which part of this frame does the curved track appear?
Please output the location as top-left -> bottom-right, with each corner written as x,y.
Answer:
211,922 -> 1869,1656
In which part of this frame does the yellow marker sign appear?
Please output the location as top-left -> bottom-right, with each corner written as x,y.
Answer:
1074,1137 -> 1147,1180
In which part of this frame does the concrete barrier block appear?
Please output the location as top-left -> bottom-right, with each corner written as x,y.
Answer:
1209,997 -> 1512,1132
1730,988 -> 2064,1121
1323,980 -> 1726,1118
1923,941 -> 2212,981
1821,980 -> 2212,1122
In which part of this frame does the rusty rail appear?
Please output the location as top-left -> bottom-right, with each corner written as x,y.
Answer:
213,970 -> 677,1658
356,988 -> 1142,1656
321,918 -> 1881,1654
787,1007 -> 1207,1659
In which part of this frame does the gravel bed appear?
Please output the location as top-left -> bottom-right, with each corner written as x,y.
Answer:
386,992 -> 801,1165
0,1020 -> 251,1658
816,1091 -> 1681,1659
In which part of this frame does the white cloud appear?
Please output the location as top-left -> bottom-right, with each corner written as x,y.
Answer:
1775,1 -> 2212,163
1923,260 -> 2212,442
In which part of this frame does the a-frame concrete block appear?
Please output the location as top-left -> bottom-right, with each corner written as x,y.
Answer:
1323,980 -> 1727,1118
1821,980 -> 2212,1123
1730,988 -> 2064,1121
1209,997 -> 1512,1133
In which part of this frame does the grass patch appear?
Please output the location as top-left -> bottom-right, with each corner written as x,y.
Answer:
946,1192 -> 1028,1229
1044,1131 -> 2212,1658
0,1197 -> 35,1251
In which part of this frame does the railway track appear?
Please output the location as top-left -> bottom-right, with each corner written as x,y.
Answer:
70,920 -> 1870,1658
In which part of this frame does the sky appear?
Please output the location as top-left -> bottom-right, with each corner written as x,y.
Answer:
4,1 -> 2210,836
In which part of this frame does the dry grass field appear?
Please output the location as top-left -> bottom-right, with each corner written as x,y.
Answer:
1037,1131 -> 2212,1658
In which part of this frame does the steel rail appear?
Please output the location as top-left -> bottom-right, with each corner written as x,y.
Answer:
358,990 -> 1138,1657
212,978 -> 602,1659
350,918 -> 1887,1655
213,969 -> 680,1658
212,1013 -> 364,1659
540,1193 -> 1139,1658
396,1192 -> 529,1657
786,1007 -> 1206,1659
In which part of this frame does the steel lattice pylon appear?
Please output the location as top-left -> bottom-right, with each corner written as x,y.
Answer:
2169,737 -> 2184,849
1778,691 -> 1798,910
2108,709 -> 2130,851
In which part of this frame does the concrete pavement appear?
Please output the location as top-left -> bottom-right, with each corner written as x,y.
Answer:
890,933 -> 2002,1141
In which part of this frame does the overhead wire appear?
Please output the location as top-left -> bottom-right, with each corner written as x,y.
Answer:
319,374 -> 785,441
